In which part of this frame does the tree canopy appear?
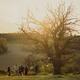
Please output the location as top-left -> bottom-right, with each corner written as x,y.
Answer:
20,4 -> 80,74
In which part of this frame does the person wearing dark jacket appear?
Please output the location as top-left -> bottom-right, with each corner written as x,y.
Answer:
7,66 -> 11,76
24,65 -> 28,75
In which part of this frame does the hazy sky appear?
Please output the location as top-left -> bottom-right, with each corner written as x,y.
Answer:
0,0 -> 80,33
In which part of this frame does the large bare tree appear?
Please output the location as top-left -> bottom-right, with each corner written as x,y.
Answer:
20,4 -> 80,74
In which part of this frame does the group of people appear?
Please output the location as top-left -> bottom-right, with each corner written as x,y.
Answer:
7,64 -> 39,76
7,65 -> 28,76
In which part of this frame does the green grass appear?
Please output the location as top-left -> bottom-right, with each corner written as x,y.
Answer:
0,74 -> 80,80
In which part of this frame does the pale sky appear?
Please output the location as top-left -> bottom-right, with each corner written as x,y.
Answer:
0,0 -> 80,33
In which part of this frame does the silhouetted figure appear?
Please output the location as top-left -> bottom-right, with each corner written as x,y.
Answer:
19,66 -> 21,76
24,65 -> 28,75
13,65 -> 19,76
7,66 -> 11,76
15,65 -> 19,76
19,65 -> 24,76
21,65 -> 24,75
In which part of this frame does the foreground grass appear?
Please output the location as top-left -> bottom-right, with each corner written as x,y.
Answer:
0,74 -> 80,80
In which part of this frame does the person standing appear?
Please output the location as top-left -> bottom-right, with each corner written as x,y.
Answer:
19,65 -> 22,76
13,65 -> 19,76
18,65 -> 24,76
24,65 -> 28,75
7,66 -> 11,76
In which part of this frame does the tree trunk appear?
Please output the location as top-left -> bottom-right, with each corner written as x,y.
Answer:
53,55 -> 62,75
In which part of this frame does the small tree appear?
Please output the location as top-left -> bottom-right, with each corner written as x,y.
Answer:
20,4 -> 80,74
